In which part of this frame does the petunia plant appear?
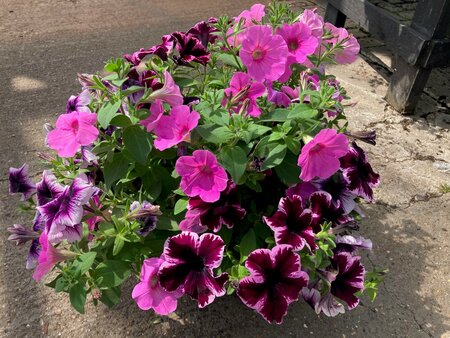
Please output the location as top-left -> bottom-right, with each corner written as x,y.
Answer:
7,2 -> 385,324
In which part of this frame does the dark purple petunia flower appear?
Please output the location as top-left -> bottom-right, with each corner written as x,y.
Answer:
38,176 -> 95,244
237,245 -> 309,324
340,142 -> 380,202
124,35 -> 174,65
158,232 -> 228,308
329,252 -> 365,310
334,235 -> 372,254
7,224 -> 40,245
179,181 -> 246,233
309,191 -> 353,232
66,89 -> 91,114
263,195 -> 317,251
128,201 -> 162,236
187,18 -> 219,47
314,173 -> 357,214
286,181 -> 318,208
171,32 -> 211,66
9,164 -> 36,201
123,68 -> 163,104
36,170 -> 65,206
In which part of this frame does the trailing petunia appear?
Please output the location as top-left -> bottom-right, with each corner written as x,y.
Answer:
140,99 -> 165,132
158,232 -> 228,308
309,191 -> 353,231
175,150 -> 228,203
8,164 -> 36,201
36,170 -> 65,206
227,3 -> 266,47
325,23 -> 360,64
171,32 -> 211,66
145,71 -> 183,106
237,245 -> 309,324
128,201 -> 162,236
47,111 -> 99,158
66,90 -> 91,114
132,257 -> 183,315
187,18 -> 219,47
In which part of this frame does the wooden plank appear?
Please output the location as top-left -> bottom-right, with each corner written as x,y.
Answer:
412,0 -> 450,38
327,0 -> 427,66
421,39 -> 450,68
324,3 -> 347,27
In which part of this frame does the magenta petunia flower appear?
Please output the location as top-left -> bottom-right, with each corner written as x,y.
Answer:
299,8 -> 324,39
175,150 -> 228,203
38,176 -> 96,244
325,23 -> 360,64
158,232 -> 229,308
223,72 -> 266,117
298,128 -> 349,182
276,23 -> 318,64
8,164 -> 36,201
179,180 -> 246,233
340,142 -> 380,202
66,90 -> 91,114
146,71 -> 183,106
140,99 -> 164,132
237,245 -> 309,324
263,195 -> 317,251
132,257 -> 183,315
240,25 -> 288,82
154,105 -> 200,151
32,232 -> 76,281
227,4 -> 266,47
47,111 -> 99,158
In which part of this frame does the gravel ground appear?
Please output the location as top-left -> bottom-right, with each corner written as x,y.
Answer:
1,1 -> 449,337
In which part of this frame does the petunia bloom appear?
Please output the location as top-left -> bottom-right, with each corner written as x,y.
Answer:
128,201 -> 162,236
334,235 -> 373,254
145,71 -> 183,106
38,177 -> 96,243
340,142 -> 380,202
171,32 -> 211,66
175,150 -> 228,203
276,23 -> 318,64
47,111 -> 99,158
263,195 -> 317,251
325,23 -> 360,64
140,99 -> 164,132
298,128 -> 349,182
7,224 -> 40,245
299,8 -> 324,39
237,245 -> 309,324
266,81 -> 292,107
66,90 -> 91,114
187,18 -> 219,47
158,232 -> 229,308
223,72 -> 265,117
124,35 -> 174,64
132,257 -> 183,315
154,105 -> 200,151
179,180 -> 246,233
227,4 -> 266,47
36,170 -> 65,206
309,191 -> 353,231
314,173 -> 357,214
240,25 -> 288,82
9,164 -> 36,201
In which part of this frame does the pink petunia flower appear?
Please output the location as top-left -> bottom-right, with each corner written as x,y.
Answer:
47,111 -> 99,158
277,23 -> 318,64
299,9 -> 324,39
298,129 -> 349,182
153,105 -> 200,151
240,25 -> 288,82
223,72 -> 265,117
227,4 -> 266,47
32,232 -> 76,281
132,257 -> 183,315
146,71 -> 183,106
140,99 -> 165,132
175,150 -> 228,203
325,23 -> 360,64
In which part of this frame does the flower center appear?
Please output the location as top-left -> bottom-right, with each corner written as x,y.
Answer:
310,143 -> 323,153
200,164 -> 212,174
252,48 -> 265,61
71,119 -> 79,133
288,40 -> 298,51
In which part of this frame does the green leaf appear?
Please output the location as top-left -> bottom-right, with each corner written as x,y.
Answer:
219,146 -> 247,184
240,229 -> 256,263
98,100 -> 121,129
91,141 -> 115,155
284,136 -> 300,154
110,114 -> 132,127
123,125 -> 153,164
195,125 -> 233,144
69,283 -> 87,314
95,260 -> 131,287
73,252 -> 97,276
174,198 -> 188,215
217,53 -> 243,69
103,153 -> 129,190
259,108 -> 289,122
55,276 -> 70,292
157,216 -> 179,231
246,124 -> 272,139
274,151 -> 301,186
287,104 -> 318,120
261,143 -> 287,170
113,235 -> 125,256
100,287 -> 121,308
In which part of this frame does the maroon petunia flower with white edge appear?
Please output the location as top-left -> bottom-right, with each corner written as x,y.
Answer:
237,245 -> 309,324
263,195 -> 317,251
158,232 -> 229,308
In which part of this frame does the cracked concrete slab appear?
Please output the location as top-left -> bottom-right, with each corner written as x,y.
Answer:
0,0 -> 449,337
